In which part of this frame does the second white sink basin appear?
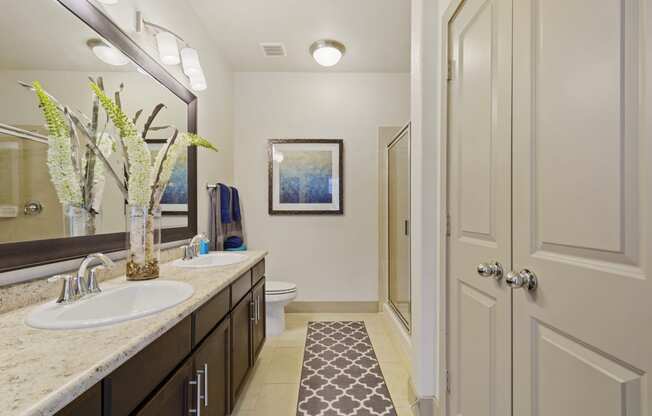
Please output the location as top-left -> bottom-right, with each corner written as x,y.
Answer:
173,252 -> 247,268
26,280 -> 194,330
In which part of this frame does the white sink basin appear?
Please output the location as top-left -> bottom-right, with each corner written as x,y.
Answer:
173,252 -> 247,268
26,280 -> 194,330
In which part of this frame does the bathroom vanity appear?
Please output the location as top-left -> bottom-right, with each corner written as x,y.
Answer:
0,251 -> 267,416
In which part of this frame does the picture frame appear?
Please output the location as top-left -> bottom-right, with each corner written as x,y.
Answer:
146,139 -> 189,216
268,139 -> 344,215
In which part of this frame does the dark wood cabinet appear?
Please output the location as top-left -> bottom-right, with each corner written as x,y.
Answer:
136,359 -> 193,416
57,258 -> 266,416
194,318 -> 230,416
105,317 -> 192,416
230,293 -> 252,407
57,383 -> 102,416
252,278 -> 266,360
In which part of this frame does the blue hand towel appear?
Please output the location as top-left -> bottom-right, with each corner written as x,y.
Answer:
218,183 -> 231,224
225,243 -> 247,252
231,186 -> 241,221
224,236 -> 243,249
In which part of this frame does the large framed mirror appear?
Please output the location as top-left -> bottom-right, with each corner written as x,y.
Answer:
0,0 -> 197,273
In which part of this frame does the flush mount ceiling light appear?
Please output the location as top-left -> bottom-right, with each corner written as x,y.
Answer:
310,39 -> 346,67
95,0 -> 118,4
87,39 -> 129,66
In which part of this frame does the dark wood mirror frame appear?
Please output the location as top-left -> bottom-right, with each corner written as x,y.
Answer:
0,0 -> 198,273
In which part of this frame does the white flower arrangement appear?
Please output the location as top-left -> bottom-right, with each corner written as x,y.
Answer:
90,83 -> 217,211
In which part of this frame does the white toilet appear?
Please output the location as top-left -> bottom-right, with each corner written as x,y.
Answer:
265,281 -> 297,336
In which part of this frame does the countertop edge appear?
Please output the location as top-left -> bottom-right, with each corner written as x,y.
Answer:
17,250 -> 267,416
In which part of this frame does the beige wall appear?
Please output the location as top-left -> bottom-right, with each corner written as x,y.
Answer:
233,72 -> 409,302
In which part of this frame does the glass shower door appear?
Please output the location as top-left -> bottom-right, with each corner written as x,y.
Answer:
387,125 -> 411,329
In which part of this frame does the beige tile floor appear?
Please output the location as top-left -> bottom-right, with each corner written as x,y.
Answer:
232,313 -> 414,416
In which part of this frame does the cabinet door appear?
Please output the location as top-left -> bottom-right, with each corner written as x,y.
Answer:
194,317 -> 230,416
136,359 -> 193,416
56,383 -> 101,416
252,278 -> 266,359
230,293 -> 252,407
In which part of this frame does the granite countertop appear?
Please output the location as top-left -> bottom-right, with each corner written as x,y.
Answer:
0,250 -> 267,416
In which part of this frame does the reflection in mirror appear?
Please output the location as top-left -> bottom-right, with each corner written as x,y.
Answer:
0,0 -> 191,245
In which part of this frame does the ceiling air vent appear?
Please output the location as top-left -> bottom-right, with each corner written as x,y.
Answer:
260,43 -> 286,57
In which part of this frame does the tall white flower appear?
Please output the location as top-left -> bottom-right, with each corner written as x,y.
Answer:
33,81 -> 83,206
91,83 -> 152,207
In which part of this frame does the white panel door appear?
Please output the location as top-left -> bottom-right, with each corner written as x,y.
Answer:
513,0 -> 652,414
446,0 -> 512,414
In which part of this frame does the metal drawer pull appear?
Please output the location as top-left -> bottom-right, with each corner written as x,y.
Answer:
256,296 -> 260,322
189,373 -> 202,415
203,363 -> 208,406
250,301 -> 256,321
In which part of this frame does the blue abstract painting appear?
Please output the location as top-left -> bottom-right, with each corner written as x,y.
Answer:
160,149 -> 188,204
279,151 -> 333,204
148,142 -> 188,213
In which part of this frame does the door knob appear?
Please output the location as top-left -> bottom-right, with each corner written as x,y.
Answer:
476,261 -> 503,280
506,269 -> 538,291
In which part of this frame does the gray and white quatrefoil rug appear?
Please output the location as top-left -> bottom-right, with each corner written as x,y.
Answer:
296,321 -> 397,416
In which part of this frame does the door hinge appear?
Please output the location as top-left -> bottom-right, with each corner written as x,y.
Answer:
445,369 -> 451,394
447,60 -> 455,81
446,214 -> 451,237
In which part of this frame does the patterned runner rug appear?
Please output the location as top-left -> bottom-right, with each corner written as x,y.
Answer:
297,321 -> 397,416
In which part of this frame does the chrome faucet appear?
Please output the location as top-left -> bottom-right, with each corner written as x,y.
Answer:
183,234 -> 207,261
77,253 -> 115,296
49,253 -> 115,304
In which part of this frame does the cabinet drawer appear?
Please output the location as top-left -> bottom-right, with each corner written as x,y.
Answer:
252,259 -> 265,285
230,270 -> 252,306
193,287 -> 230,346
106,316 -> 192,416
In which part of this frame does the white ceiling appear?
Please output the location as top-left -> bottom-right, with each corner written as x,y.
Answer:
188,0 -> 411,73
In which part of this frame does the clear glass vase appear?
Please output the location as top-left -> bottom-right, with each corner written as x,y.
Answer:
126,205 -> 161,280
64,205 -> 95,237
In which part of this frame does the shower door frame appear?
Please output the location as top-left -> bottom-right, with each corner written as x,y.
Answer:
386,123 -> 412,331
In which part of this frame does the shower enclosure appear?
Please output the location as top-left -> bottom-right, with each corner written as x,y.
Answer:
387,124 -> 411,329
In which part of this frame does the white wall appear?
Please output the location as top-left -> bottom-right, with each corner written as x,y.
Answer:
234,72 -> 409,302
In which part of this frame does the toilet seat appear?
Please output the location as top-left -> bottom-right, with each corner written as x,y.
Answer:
266,281 -> 297,296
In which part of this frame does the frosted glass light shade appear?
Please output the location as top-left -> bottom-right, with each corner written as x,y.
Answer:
310,39 -> 345,67
181,47 -> 202,76
190,72 -> 207,91
156,31 -> 180,65
89,40 -> 129,66
96,0 -> 118,4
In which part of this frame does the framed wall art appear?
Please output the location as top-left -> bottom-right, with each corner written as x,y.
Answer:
268,139 -> 343,215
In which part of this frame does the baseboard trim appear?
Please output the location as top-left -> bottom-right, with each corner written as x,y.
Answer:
412,396 -> 441,416
286,301 -> 380,313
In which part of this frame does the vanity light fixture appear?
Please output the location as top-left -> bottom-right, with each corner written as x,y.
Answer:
136,11 -> 207,91
310,39 -> 346,67
87,39 -> 130,66
156,31 -> 180,65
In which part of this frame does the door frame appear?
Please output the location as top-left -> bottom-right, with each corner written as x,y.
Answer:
437,0 -> 471,413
